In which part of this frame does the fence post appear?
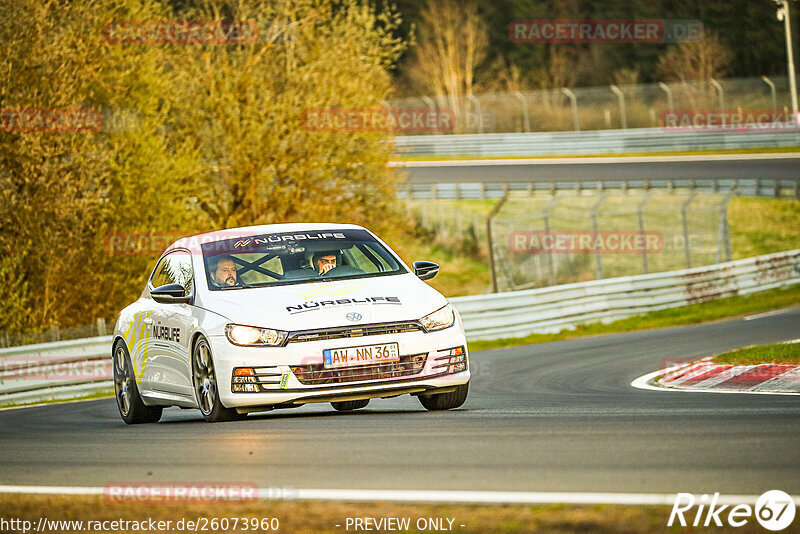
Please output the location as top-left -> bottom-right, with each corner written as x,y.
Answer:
658,82 -> 674,112
561,88 -> 580,131
610,85 -> 627,129
637,191 -> 655,274
467,94 -> 484,134
514,91 -> 531,132
761,76 -> 777,116
590,194 -> 609,279
716,188 -> 737,263
96,318 -> 107,336
50,324 -> 60,342
681,192 -> 697,268
710,79 -> 725,110
487,193 -> 509,293
421,96 -> 438,134
543,195 -> 562,285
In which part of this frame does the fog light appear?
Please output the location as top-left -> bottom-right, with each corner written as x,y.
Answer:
232,383 -> 259,393
445,347 -> 467,374
233,368 -> 257,384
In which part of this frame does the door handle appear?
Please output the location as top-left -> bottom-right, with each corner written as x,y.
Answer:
143,317 -> 154,325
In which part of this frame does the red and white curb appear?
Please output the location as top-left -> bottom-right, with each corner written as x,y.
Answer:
632,356 -> 800,395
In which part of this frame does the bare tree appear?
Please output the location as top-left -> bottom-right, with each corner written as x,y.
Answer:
656,34 -> 732,83
403,0 -> 488,132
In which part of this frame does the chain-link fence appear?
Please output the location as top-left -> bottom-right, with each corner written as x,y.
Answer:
390,76 -> 793,134
409,191 -> 734,293
0,319 -> 113,348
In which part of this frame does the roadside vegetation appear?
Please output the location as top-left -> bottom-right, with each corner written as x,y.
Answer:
0,494 -> 774,534
712,342 -> 800,365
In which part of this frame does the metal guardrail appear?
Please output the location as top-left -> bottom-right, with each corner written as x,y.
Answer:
393,128 -> 800,158
399,179 -> 800,200
0,336 -> 113,406
1,249 -> 798,404
453,249 -> 800,340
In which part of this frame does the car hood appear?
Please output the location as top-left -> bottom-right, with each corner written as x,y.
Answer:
198,273 -> 448,331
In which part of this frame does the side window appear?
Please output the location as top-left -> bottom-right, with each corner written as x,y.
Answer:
150,251 -> 194,296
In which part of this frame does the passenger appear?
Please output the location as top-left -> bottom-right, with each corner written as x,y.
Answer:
312,251 -> 338,275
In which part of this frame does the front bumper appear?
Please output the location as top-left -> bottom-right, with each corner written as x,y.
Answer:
209,324 -> 469,410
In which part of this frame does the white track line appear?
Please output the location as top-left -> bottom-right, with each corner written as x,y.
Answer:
744,309 -> 793,321
389,153 -> 800,167
2,485 -> 796,506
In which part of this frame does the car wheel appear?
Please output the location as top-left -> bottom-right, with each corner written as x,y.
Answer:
418,382 -> 469,411
113,341 -> 162,424
192,336 -> 245,423
331,399 -> 370,411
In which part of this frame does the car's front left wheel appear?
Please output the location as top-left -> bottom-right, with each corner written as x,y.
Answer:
331,399 -> 370,411
113,341 -> 162,424
192,336 -> 245,423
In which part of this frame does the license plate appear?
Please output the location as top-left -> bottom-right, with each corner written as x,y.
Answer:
323,343 -> 400,369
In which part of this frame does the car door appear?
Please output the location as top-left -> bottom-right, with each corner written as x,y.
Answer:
146,250 -> 197,401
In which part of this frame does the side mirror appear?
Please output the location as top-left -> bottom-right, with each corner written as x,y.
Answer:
413,260 -> 439,281
151,283 -> 192,304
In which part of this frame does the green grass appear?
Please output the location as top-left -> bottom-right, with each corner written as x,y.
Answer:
394,240 -> 490,298
1,494 -> 770,534
391,146 -> 800,161
0,389 -> 113,410
712,342 -> 800,365
468,283 -> 800,352
729,197 -> 800,259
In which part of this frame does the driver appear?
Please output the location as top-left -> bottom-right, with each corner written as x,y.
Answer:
312,251 -> 338,275
210,255 -> 239,287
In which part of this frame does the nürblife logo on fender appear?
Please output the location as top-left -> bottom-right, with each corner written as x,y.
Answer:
669,490 -> 796,530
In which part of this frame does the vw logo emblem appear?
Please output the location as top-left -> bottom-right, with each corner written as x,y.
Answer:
346,312 -> 362,322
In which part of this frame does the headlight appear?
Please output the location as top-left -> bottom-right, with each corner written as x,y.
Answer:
419,304 -> 455,332
225,324 -> 287,346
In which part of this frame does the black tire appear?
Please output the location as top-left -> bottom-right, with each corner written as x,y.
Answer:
418,382 -> 469,411
192,336 -> 246,423
113,341 -> 162,424
331,399 -> 370,411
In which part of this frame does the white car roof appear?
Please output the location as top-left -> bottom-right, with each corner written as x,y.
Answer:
165,223 -> 368,252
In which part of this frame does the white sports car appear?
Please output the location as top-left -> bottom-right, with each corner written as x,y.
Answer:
112,223 -> 470,423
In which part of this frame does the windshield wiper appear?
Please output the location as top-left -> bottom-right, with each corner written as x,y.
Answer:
219,282 -> 254,289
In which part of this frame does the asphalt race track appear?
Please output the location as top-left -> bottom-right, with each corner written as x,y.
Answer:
399,154 -> 800,183
1,308 -> 798,495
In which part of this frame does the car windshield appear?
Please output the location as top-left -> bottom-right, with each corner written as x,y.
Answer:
201,229 -> 406,290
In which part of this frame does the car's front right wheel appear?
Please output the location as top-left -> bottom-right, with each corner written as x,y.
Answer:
418,382 -> 469,411
192,336 -> 245,423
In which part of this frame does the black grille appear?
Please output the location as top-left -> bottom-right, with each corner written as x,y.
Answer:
286,322 -> 422,343
290,353 -> 427,385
